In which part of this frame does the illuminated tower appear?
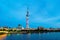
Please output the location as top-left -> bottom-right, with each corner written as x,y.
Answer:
26,8 -> 29,29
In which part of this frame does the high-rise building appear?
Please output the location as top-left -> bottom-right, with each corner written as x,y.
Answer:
26,8 -> 29,29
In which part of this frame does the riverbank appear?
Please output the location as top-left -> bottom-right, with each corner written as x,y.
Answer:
0,29 -> 60,34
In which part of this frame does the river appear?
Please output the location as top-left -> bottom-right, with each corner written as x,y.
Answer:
0,32 -> 60,40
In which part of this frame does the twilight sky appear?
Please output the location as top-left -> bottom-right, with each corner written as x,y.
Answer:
0,0 -> 60,28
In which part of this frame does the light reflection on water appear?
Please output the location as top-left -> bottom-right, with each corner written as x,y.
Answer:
0,34 -> 7,40
0,32 -> 60,40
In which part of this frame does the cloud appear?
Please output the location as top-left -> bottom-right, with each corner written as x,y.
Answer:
55,23 -> 60,27
31,16 -> 60,24
43,16 -> 60,22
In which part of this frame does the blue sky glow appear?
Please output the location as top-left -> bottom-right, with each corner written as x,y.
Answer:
0,0 -> 60,28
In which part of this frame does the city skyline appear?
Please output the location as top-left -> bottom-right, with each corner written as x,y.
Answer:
0,0 -> 60,28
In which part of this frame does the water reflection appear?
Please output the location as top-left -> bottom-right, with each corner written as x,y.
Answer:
1,32 -> 60,40
0,34 -> 7,40
26,33 -> 31,40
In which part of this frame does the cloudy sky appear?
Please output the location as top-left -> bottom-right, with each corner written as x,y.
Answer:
0,0 -> 60,28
